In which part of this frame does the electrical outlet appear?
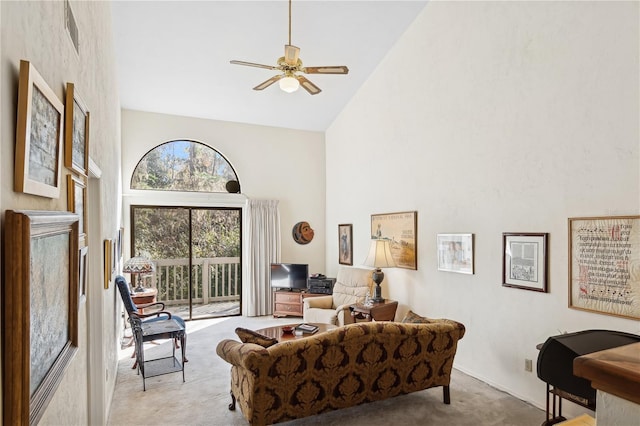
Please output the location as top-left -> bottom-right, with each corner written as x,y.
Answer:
525,359 -> 533,372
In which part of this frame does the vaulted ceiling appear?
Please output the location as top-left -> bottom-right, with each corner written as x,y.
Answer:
111,1 -> 428,132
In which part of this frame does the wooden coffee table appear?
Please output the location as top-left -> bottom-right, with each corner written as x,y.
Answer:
254,323 -> 337,343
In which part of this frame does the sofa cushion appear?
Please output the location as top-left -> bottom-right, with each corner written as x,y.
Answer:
235,327 -> 278,348
401,310 -> 432,324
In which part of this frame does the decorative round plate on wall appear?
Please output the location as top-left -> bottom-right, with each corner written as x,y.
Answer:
292,221 -> 314,244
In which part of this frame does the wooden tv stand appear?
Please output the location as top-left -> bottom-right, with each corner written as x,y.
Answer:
273,290 -> 326,318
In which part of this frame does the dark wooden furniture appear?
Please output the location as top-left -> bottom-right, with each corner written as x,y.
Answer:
130,316 -> 186,391
273,291 -> 326,318
254,323 -> 337,343
574,342 -> 640,405
350,300 -> 398,321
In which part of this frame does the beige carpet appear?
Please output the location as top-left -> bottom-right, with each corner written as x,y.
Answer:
107,315 -> 544,426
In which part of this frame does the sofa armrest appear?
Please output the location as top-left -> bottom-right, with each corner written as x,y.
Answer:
216,339 -> 269,372
303,295 -> 333,310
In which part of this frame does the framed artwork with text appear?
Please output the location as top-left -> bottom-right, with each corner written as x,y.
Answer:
569,216 -> 639,319
370,211 -> 417,270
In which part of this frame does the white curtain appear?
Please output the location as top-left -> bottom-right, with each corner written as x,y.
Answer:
243,199 -> 281,316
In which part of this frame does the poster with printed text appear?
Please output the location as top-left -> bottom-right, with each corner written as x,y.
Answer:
569,216 -> 639,319
370,211 -> 417,270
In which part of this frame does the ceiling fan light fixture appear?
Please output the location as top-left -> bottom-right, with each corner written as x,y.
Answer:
230,0 -> 348,94
279,75 -> 300,93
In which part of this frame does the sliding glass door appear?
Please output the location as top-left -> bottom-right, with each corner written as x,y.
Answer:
131,206 -> 241,320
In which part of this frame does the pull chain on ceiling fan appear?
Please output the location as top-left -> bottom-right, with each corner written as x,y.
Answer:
230,0 -> 349,95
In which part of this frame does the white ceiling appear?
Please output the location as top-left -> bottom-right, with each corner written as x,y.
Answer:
111,1 -> 428,132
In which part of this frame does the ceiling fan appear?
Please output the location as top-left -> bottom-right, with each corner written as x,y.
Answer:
230,0 -> 349,95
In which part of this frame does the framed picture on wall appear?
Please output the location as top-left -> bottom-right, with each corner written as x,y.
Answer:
502,233 -> 548,292
64,82 -> 90,177
568,216 -> 639,319
338,224 -> 353,265
79,245 -> 88,305
371,211 -> 418,270
3,210 -> 79,425
14,60 -> 64,198
104,239 -> 112,289
437,233 -> 474,274
67,174 -> 87,248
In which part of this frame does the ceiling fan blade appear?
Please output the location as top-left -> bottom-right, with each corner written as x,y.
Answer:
230,60 -> 278,70
284,45 -> 300,66
253,75 -> 283,91
296,75 -> 321,95
303,65 -> 349,75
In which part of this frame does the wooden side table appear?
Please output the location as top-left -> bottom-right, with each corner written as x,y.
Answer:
350,300 -> 398,321
131,288 -> 158,313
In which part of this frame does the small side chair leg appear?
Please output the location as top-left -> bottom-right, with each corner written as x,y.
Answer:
228,391 -> 236,411
443,385 -> 450,404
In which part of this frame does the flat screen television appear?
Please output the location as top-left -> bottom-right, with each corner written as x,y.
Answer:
270,263 -> 309,290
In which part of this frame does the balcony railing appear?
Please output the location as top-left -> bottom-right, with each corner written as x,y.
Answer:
140,257 -> 241,306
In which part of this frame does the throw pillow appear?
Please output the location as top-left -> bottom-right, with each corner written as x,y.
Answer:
235,327 -> 278,348
401,310 -> 432,324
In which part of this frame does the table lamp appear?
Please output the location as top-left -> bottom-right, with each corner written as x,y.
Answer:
122,256 -> 155,292
363,239 -> 396,303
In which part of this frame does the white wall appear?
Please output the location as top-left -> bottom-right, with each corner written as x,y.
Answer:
597,392 -> 640,425
0,1 -> 121,424
326,0 -> 639,415
120,109 -> 327,274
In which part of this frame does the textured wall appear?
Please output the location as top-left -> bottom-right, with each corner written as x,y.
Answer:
597,392 -> 640,424
120,109 -> 327,277
326,0 -> 639,416
0,1 -> 120,424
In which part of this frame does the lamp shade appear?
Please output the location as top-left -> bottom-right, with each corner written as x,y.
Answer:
363,239 -> 396,268
122,256 -> 155,274
279,76 -> 300,93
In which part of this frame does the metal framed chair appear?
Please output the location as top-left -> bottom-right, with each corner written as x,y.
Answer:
115,275 -> 187,368
129,314 -> 186,390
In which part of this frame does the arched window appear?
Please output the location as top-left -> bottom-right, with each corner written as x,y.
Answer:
131,140 -> 240,193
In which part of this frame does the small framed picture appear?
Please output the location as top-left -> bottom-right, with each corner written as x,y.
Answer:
67,174 -> 87,248
338,224 -> 353,265
437,233 -> 474,274
64,82 -> 90,177
15,60 -> 64,198
79,246 -> 88,305
104,239 -> 112,290
502,233 -> 548,292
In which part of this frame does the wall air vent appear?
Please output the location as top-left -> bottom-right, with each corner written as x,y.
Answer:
65,0 -> 79,54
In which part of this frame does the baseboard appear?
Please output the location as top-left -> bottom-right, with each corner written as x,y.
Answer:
453,366 -> 545,412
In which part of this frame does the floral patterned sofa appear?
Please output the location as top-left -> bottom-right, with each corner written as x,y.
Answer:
216,318 -> 466,425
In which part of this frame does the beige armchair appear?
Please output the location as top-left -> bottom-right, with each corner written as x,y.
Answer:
303,267 -> 372,326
